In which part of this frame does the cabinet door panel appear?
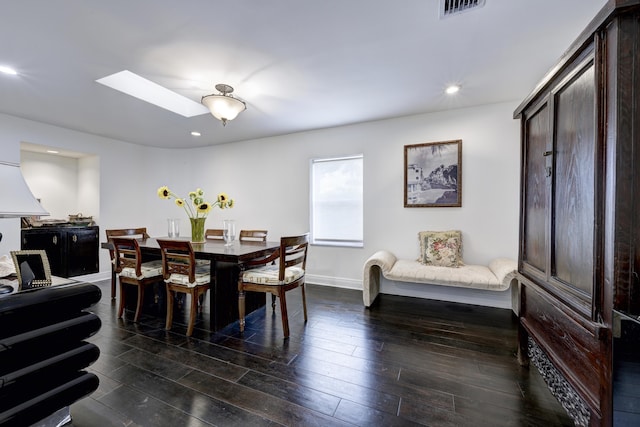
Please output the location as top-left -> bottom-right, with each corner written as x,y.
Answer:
523,104 -> 549,273
552,64 -> 596,297
66,228 -> 99,277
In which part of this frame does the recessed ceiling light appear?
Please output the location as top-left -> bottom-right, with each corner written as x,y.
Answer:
46,150 -> 59,154
445,85 -> 460,95
0,66 -> 18,75
96,70 -> 209,117
191,131 -> 201,137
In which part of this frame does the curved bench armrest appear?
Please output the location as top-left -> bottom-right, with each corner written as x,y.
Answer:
488,258 -> 518,285
364,250 -> 397,274
362,250 -> 398,307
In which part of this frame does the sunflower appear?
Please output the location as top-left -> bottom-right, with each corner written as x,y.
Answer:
157,186 -> 234,219
197,202 -> 212,215
158,186 -> 172,199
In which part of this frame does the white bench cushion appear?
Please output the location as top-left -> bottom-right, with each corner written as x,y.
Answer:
388,260 -> 504,289
242,265 -> 304,285
363,250 -> 517,307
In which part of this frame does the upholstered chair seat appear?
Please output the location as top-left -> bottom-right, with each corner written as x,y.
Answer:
242,265 -> 304,285
119,260 -> 163,280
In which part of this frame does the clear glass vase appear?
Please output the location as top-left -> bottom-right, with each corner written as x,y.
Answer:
190,217 -> 206,243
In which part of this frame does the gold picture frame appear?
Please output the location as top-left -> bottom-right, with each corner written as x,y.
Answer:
404,139 -> 462,207
10,250 -> 52,290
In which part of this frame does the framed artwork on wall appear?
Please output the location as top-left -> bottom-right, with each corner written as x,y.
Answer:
404,139 -> 462,207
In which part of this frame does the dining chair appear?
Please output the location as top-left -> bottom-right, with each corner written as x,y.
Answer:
239,229 -> 268,242
111,237 -> 163,323
106,228 -> 150,300
238,233 -> 309,338
156,239 -> 211,337
205,229 -> 224,240
239,229 -> 277,307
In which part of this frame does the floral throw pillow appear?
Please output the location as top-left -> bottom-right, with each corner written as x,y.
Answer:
418,230 -> 464,267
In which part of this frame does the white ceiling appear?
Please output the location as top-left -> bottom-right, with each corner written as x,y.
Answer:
1,0 -> 606,149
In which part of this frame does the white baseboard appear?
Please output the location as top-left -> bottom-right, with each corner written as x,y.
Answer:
306,274 -> 361,290
72,271 -> 111,283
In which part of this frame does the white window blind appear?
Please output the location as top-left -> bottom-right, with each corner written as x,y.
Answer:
310,155 -> 363,247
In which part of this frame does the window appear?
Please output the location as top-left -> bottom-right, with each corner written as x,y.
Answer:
310,155 -> 363,247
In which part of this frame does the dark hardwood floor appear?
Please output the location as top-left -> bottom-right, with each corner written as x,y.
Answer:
67,279 -> 573,426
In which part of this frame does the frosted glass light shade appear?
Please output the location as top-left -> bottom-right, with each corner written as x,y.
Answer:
0,161 -> 49,218
201,95 -> 246,123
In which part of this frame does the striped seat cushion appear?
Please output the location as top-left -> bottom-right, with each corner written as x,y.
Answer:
165,265 -> 210,287
119,260 -> 163,280
242,265 -> 304,285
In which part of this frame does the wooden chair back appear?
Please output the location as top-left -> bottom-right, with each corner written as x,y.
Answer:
111,237 -> 144,277
105,228 -> 150,260
205,229 -> 224,240
156,239 -> 197,283
277,234 -> 309,280
239,229 -> 268,242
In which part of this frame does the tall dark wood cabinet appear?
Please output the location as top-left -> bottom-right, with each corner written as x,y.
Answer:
21,226 -> 100,278
514,2 -> 640,426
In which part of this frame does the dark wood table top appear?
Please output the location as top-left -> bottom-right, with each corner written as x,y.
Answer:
103,237 -> 280,264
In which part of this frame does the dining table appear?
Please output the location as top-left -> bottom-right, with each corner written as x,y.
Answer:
103,237 -> 281,331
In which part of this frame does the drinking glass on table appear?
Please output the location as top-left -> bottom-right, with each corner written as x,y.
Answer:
167,218 -> 180,238
223,220 -> 236,246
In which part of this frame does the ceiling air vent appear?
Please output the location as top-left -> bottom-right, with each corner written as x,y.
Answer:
440,0 -> 486,18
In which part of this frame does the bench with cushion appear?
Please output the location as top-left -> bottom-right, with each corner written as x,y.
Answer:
362,230 -> 517,307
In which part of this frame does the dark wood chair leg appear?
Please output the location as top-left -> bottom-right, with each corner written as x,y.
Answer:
134,285 -> 144,323
111,269 -> 117,300
117,282 -> 126,318
271,294 -> 276,310
165,284 -> 174,331
278,288 -> 290,338
187,289 -> 197,337
301,283 -> 308,322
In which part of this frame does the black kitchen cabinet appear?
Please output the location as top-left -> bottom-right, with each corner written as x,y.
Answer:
21,226 -> 99,278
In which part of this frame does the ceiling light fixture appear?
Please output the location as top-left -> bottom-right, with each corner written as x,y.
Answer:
0,66 -> 18,75
190,131 -> 201,137
201,84 -> 246,126
445,85 -> 460,95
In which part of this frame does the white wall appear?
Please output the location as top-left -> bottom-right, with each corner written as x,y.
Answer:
0,112 -> 191,272
0,100 -> 521,307
20,151 -> 79,219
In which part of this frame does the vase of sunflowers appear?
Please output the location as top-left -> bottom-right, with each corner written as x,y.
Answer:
157,186 -> 234,243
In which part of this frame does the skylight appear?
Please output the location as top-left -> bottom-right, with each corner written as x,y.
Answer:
95,70 -> 209,117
